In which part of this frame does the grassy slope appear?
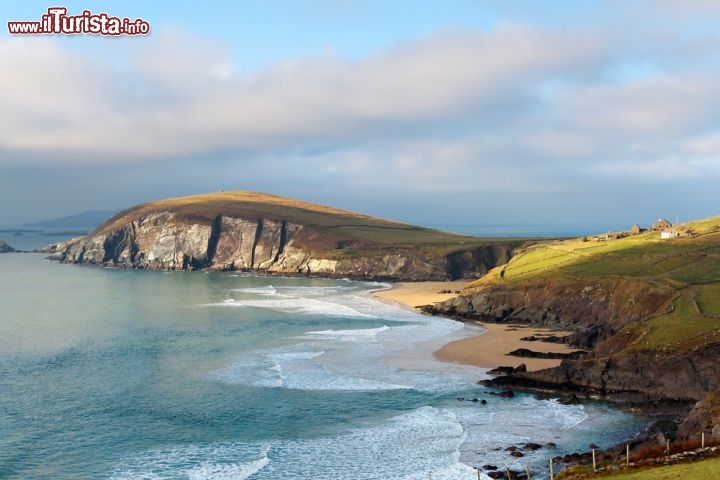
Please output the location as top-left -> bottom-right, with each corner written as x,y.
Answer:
94,191 -> 526,259
467,217 -> 720,351
574,456 -> 720,479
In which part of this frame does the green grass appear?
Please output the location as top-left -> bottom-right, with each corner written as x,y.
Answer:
477,219 -> 720,285
468,216 -> 720,353
585,456 -> 720,479
696,283 -> 720,316
632,290 -> 720,350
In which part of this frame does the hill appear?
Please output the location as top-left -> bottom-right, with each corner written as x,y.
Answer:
429,216 -> 720,444
22,209 -> 116,229
0,240 -> 17,253
45,191 -> 528,281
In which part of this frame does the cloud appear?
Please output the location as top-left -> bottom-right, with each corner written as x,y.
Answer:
0,25 -> 610,162
2,12 -> 720,230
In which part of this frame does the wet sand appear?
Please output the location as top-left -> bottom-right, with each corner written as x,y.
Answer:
371,281 -> 576,372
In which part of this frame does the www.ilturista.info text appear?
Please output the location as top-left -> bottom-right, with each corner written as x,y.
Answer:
8,7 -> 150,35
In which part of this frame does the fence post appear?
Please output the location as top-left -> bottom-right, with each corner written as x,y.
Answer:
666,439 -> 670,456
525,466 -> 531,480
702,432 -> 705,448
549,458 -> 554,480
592,449 -> 596,471
626,445 -> 629,466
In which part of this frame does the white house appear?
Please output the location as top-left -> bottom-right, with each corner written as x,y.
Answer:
660,229 -> 679,240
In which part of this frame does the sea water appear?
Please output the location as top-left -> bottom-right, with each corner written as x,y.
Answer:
0,253 -> 645,479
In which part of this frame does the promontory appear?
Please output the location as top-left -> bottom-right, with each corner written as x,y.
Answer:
44,191 -> 525,281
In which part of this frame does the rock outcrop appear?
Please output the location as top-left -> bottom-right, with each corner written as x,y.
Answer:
425,279 -> 676,348
45,194 -> 519,281
429,279 -> 720,416
678,391 -> 720,439
0,240 -> 17,253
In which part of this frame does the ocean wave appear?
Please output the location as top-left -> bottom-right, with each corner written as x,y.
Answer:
110,443 -> 269,480
202,297 -> 375,318
210,347 -> 410,391
232,285 -> 278,295
261,406 -> 471,479
305,325 -> 389,339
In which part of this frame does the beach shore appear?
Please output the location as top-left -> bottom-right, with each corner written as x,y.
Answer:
372,281 -> 576,372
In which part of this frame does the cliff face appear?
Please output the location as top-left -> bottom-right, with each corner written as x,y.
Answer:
47,210 -> 511,280
430,279 -> 675,348
0,240 -> 17,253
431,279 -> 718,404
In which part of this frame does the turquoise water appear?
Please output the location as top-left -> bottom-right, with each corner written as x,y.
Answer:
0,253 -> 645,479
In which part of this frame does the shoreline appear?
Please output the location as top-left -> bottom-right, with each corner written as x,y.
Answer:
371,281 -> 577,372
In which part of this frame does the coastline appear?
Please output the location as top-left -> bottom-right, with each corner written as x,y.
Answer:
371,281 -> 577,372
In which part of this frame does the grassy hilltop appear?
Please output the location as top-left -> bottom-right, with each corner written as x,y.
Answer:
53,191 -> 530,280
468,216 -> 720,352
97,191 -> 524,261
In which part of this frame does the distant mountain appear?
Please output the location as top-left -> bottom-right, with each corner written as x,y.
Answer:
22,210 -> 116,229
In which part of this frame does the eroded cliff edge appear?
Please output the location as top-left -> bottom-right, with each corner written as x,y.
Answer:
426,220 -> 720,437
44,192 -> 522,281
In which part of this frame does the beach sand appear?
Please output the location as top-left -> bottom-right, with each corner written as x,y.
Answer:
371,280 -> 469,309
372,281 -> 576,372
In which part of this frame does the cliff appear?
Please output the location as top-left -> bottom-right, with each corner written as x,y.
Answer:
45,191 -> 523,281
0,240 -> 17,253
427,217 -> 720,433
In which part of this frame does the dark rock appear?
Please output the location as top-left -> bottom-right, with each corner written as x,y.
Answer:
507,348 -> 586,360
488,390 -> 514,398
509,450 -> 524,457
560,393 -> 580,405
488,366 -> 517,375
523,442 -> 542,451
482,464 -> 498,471
678,391 -> 720,440
0,240 -> 17,253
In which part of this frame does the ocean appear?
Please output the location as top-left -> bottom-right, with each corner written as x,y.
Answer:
0,241 -> 646,479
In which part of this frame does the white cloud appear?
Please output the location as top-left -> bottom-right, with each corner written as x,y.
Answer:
0,25 -> 609,162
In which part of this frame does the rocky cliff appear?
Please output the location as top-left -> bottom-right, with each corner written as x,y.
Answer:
427,221 -> 720,434
0,240 -> 17,253
45,192 -> 522,281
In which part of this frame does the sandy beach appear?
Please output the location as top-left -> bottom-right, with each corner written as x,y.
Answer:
372,281 -> 577,372
371,280 -> 469,309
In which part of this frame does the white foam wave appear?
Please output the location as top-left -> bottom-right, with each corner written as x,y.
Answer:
233,285 -> 277,296
275,285 -> 354,295
110,444 -> 269,480
211,347 -> 410,391
203,297 -> 375,318
305,325 -> 389,339
110,407 -> 477,479
259,406 -> 472,479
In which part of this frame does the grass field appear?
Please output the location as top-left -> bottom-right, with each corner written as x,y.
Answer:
468,217 -> 720,352
578,456 -> 720,479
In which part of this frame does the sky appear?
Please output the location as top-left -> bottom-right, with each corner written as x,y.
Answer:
1,1 -> 720,234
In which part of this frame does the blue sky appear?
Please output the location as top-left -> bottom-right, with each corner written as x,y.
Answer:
1,1 -> 720,233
